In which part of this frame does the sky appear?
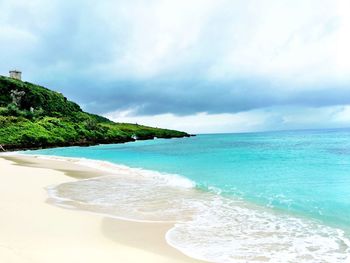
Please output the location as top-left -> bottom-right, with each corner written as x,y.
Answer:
1,0 -> 350,133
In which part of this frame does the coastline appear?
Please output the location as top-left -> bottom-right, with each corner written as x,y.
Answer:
0,133 -> 194,152
2,151 -> 349,263
0,155 -> 204,263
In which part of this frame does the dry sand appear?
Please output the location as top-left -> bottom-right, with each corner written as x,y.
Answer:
0,155 -> 204,263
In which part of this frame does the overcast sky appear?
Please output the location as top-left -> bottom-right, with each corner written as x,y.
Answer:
1,0 -> 350,133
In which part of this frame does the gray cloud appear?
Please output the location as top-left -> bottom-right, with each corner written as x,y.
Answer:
0,0 -> 349,119
57,77 -> 350,116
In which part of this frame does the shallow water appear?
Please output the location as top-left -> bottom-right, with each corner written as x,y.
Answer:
26,129 -> 350,262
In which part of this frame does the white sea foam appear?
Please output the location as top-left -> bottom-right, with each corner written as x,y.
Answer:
166,197 -> 350,263
0,151 -> 20,156
26,154 -> 195,189
29,155 -> 350,262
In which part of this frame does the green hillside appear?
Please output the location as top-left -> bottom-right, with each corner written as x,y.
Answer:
0,76 -> 190,151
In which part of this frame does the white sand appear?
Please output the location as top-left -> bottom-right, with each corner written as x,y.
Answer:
0,157 -> 203,263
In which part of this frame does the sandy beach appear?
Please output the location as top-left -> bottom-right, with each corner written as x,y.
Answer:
0,155 -> 203,263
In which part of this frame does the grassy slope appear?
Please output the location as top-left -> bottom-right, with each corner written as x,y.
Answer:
0,76 -> 189,150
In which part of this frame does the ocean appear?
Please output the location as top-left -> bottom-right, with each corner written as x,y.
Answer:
25,129 -> 350,262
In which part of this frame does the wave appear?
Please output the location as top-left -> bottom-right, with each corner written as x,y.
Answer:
27,154 -> 350,262
44,154 -> 195,189
166,197 -> 350,263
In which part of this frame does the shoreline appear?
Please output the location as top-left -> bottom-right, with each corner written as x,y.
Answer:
2,153 -> 350,262
0,154 -> 204,263
0,134 -> 195,152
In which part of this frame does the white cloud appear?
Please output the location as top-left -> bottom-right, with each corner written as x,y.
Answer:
335,0 -> 350,81
86,0 -> 350,86
1,0 -> 350,133
332,106 -> 350,123
105,105 -> 350,134
105,110 -> 269,134
1,0 -> 349,86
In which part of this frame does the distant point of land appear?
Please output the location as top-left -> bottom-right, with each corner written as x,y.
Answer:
0,75 -> 190,151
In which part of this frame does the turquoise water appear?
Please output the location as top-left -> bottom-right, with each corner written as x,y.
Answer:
26,129 -> 350,262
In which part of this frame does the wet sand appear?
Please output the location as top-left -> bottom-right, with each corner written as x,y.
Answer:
0,155 -> 204,263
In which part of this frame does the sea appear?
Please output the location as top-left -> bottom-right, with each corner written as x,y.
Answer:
25,129 -> 350,262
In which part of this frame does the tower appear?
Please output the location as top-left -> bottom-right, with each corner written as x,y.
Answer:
9,70 -> 22,80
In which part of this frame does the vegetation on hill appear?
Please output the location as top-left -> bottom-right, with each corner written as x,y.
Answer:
0,76 -> 190,151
